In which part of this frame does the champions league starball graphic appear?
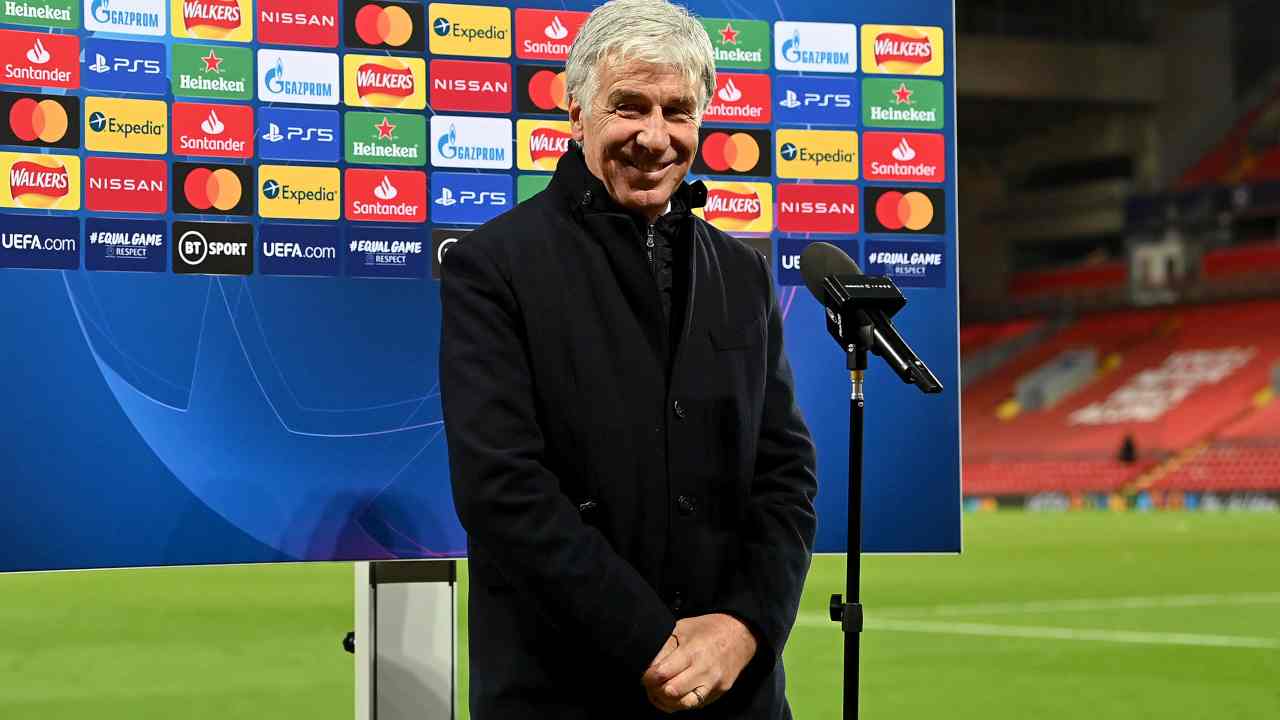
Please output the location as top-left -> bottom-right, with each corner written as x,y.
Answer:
0,0 -> 958,572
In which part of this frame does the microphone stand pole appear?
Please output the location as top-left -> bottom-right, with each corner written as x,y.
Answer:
831,330 -> 871,720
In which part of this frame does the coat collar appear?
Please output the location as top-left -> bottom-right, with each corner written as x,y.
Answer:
551,141 -> 707,222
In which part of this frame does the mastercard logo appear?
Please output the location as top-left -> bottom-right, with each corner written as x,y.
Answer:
355,4 -> 415,47
526,68 -> 567,111
700,131 -> 760,173
184,167 -> 244,211
8,97 -> 68,144
874,190 -> 934,231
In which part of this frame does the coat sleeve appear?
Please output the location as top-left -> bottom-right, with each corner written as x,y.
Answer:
439,238 -> 677,679
714,250 -> 819,673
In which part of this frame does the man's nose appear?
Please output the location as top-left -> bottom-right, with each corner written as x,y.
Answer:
635,108 -> 671,154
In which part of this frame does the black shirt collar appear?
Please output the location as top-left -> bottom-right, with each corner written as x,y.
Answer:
552,141 -> 707,223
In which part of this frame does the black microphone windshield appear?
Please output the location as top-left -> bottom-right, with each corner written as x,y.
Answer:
799,241 -> 862,302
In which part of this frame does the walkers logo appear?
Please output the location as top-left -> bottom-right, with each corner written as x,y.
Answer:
776,129 -> 858,181
258,49 -> 339,106
776,184 -> 858,234
82,38 -> 166,95
1,0 -> 77,30
172,44 -> 252,101
862,132 -> 945,183
428,3 -> 511,59
0,215 -> 78,270
431,228 -> 469,279
694,181 -> 773,234
348,225 -> 426,279
344,111 -> 426,167
258,224 -> 339,277
692,128 -> 771,178
774,76 -> 857,127
700,18 -> 768,70
861,25 -> 944,76
345,0 -> 424,52
516,65 -> 567,114
777,237 -> 856,287
344,54 -> 426,110
517,173 -> 550,203
514,8 -> 587,62
775,21 -> 856,73
704,73 -> 770,124
862,78 -> 944,130
258,164 -> 340,220
171,101 -> 253,159
431,171 -> 511,225
85,96 -> 168,155
85,156 -> 167,213
345,167 -> 426,223
1,151 -> 79,210
173,161 -> 252,216
865,240 -> 946,288
517,119 -> 571,171
258,107 -> 340,163
85,217 -> 166,273
430,115 -> 511,170
0,92 -> 78,149
85,0 -> 164,37
864,186 -> 944,235
432,59 -> 512,113
172,220 -> 252,275
259,0 -> 338,48
171,0 -> 251,42
0,30 -> 78,89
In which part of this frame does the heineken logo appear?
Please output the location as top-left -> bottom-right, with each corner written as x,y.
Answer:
344,111 -> 425,166
862,78 -> 944,130
701,17 -> 769,70
173,44 -> 252,100
1,0 -> 77,29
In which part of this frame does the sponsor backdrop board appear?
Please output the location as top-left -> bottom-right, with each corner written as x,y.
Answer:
0,0 -> 957,572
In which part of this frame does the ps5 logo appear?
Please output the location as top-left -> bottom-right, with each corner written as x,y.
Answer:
774,76 -> 858,126
82,39 -> 167,94
434,187 -> 508,207
778,90 -> 852,109
256,107 -> 341,163
261,122 -> 334,144
429,171 -> 513,224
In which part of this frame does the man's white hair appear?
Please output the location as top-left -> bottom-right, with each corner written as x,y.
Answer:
565,0 -> 716,122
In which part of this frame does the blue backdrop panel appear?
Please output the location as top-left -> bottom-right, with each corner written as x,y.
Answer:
0,0 -> 958,572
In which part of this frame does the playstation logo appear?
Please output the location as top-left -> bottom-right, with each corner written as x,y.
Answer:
89,53 -> 110,74
434,187 -> 458,207
779,90 -> 801,109
262,123 -> 284,143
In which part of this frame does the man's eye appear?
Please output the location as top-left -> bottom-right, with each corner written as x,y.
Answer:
615,104 -> 643,116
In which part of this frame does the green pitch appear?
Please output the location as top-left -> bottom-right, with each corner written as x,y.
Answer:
2,512 -> 1278,718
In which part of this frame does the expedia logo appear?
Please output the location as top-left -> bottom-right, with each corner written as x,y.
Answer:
692,128 -> 771,177
345,55 -> 425,110
85,96 -> 168,155
0,91 -> 77,149
517,119 -> 570,170
428,3 -> 512,58
173,220 -> 253,275
174,0 -> 250,42
258,164 -> 341,220
861,25 -> 944,76
694,181 -> 773,233
776,129 -> 858,180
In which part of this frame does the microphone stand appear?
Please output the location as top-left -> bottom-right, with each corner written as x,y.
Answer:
830,326 -> 872,720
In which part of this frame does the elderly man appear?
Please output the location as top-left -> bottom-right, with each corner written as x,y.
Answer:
439,0 -> 817,716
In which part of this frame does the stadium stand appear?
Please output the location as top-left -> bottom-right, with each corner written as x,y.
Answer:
963,300 -> 1280,498
1146,396 -> 1280,493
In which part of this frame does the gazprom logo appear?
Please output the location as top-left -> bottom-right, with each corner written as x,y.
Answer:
430,115 -> 511,170
86,0 -> 165,36
257,49 -> 340,106
774,21 -> 856,73
264,57 -> 285,94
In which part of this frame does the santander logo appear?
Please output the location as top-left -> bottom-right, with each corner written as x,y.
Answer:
717,78 -> 742,102
891,137 -> 915,162
544,16 -> 568,40
201,110 -> 225,135
704,73 -> 770,124
26,39 -> 50,65
373,175 -> 397,201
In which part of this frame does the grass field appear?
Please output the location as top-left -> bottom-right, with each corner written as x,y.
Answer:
2,512 -> 1279,718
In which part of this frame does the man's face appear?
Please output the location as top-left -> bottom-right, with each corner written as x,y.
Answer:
570,58 -> 701,222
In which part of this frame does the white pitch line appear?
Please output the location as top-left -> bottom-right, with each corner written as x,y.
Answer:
823,619 -> 1280,650
859,592 -> 1280,618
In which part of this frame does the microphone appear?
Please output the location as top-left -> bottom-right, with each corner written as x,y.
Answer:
800,242 -> 943,394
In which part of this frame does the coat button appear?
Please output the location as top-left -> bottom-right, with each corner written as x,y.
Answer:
670,590 -> 684,612
673,400 -> 686,420
676,495 -> 697,516
581,190 -> 593,206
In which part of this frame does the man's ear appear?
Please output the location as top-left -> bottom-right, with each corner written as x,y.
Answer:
569,97 -> 585,143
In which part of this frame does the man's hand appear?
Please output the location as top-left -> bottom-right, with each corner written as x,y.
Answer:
641,614 -> 758,713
